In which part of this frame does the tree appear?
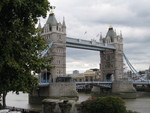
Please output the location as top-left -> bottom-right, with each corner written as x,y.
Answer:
0,0 -> 52,108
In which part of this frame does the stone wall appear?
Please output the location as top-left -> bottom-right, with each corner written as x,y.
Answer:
112,81 -> 136,98
42,99 -> 81,113
49,82 -> 78,98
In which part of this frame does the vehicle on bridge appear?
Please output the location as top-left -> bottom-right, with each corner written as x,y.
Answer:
56,77 -> 75,82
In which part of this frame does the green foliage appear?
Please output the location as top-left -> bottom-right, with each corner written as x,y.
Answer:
0,0 -> 51,107
81,96 -> 138,113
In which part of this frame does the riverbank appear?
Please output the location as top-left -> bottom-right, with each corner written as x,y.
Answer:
4,92 -> 150,113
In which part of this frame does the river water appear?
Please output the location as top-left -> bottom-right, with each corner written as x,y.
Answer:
4,92 -> 150,113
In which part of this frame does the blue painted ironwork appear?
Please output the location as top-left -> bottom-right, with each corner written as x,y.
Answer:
123,53 -> 139,74
38,83 -> 49,87
38,81 -> 150,88
40,41 -> 54,57
123,53 -> 142,80
40,79 -> 49,83
76,81 -> 112,88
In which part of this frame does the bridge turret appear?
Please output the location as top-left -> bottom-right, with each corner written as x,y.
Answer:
40,11 -> 67,83
100,26 -> 124,81
62,17 -> 66,33
99,33 -> 104,43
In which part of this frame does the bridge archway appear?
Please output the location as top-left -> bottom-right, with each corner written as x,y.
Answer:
41,71 -> 51,83
66,48 -> 100,74
106,73 -> 113,81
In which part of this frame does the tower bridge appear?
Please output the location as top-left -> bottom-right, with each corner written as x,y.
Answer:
29,12 -> 138,104
38,12 -> 123,82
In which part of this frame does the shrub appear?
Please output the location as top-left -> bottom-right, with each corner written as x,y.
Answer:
81,96 -> 138,113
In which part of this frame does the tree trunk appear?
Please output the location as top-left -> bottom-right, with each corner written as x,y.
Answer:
2,91 -> 7,108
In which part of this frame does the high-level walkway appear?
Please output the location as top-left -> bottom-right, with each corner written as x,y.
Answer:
40,37 -> 116,57
66,37 -> 116,51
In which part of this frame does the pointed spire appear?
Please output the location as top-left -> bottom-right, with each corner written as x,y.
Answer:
37,19 -> 42,29
100,32 -> 102,39
100,32 -> 103,42
120,30 -> 122,37
114,29 -> 117,36
62,17 -> 66,27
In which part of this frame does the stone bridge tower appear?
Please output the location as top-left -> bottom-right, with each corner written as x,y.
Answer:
40,12 -> 66,82
100,26 -> 123,81
29,12 -> 68,104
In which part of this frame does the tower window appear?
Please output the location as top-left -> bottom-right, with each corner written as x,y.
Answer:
49,26 -> 52,31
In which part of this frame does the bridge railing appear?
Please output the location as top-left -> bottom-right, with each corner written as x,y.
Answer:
75,81 -> 112,84
133,81 -> 150,85
40,79 -> 50,83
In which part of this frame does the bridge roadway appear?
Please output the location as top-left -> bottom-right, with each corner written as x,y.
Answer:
38,81 -> 150,88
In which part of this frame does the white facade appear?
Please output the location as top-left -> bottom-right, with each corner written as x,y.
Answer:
39,13 -> 66,82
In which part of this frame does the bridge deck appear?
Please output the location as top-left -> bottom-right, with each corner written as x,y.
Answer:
38,81 -> 150,88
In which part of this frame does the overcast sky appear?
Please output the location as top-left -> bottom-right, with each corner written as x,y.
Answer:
41,0 -> 150,74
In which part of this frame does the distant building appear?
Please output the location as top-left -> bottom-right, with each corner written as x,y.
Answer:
71,69 -> 102,82
146,66 -> 150,79
72,74 -> 84,82
73,70 -> 79,75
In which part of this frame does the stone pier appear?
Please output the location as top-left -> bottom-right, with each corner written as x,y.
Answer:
91,81 -> 136,98
112,81 -> 136,98
29,82 -> 78,104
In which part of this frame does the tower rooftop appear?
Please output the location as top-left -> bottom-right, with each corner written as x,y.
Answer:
46,13 -> 58,26
106,26 -> 116,41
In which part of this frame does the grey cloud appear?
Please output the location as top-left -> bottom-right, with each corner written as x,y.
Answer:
66,48 -> 100,63
49,0 -> 150,71
125,36 -> 150,44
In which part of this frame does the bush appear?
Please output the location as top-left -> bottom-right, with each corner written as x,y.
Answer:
81,96 -> 138,113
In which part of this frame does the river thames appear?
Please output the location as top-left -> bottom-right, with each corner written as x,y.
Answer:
5,92 -> 150,113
